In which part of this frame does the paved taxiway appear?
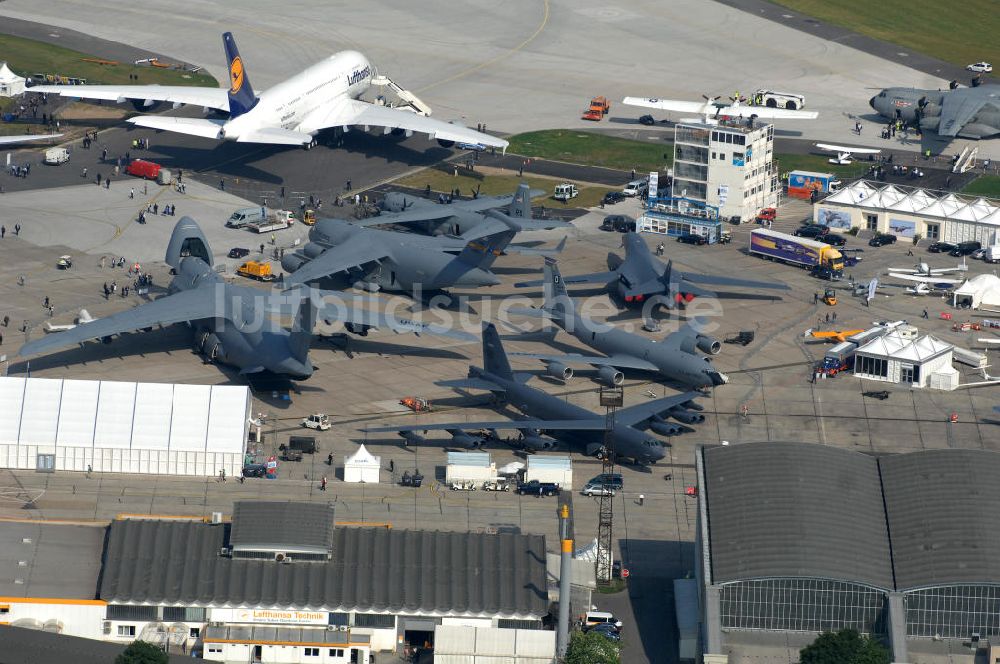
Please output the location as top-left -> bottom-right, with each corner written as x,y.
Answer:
2,0 -> 994,159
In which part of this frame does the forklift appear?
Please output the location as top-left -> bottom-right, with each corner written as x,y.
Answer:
822,287 -> 837,306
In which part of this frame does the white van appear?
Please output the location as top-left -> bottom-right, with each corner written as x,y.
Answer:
43,147 -> 70,165
582,611 -> 622,631
622,180 -> 648,197
226,207 -> 267,229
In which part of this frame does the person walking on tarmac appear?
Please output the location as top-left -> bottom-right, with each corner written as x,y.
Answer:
321,476 -> 328,491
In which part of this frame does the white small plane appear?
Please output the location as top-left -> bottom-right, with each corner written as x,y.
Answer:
903,282 -> 957,296
815,143 -> 881,164
30,32 -> 506,151
44,309 -> 95,333
622,94 -> 818,125
888,271 -> 964,287
889,260 -> 968,276
0,133 -> 63,146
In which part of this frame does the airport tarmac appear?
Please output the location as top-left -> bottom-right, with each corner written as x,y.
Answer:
2,188 -> 1000,663
2,0 -> 995,160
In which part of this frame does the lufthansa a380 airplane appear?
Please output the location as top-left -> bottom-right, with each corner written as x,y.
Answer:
32,32 -> 507,150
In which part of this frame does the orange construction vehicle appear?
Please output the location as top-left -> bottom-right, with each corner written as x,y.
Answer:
236,261 -> 276,282
400,397 -> 432,412
582,96 -> 610,121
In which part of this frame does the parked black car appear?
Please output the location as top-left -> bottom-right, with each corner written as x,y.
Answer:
602,191 -> 626,205
638,114 -> 656,126
927,241 -> 956,253
600,215 -> 636,232
516,480 -> 560,496
228,247 -> 250,259
823,233 -> 847,247
868,233 -> 897,247
950,240 -> 982,257
794,225 -> 829,239
677,232 -> 708,245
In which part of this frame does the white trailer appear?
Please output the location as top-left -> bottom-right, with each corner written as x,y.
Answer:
525,455 -> 572,488
445,451 -> 496,487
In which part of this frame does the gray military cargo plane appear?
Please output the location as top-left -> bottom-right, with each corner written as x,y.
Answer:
364,323 -> 705,463
516,231 -> 788,307
18,218 -> 473,380
508,259 -> 728,389
869,84 -> 1000,139
358,183 -> 570,237
282,215 -> 564,293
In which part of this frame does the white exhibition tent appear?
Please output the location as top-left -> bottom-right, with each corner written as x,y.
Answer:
344,444 -> 381,483
0,377 -> 250,476
0,62 -> 26,97
954,274 -> 1000,310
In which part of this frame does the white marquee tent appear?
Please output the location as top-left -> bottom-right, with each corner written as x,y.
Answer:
0,377 -> 250,476
0,63 -> 26,97
344,444 -> 381,483
953,274 -> 1000,310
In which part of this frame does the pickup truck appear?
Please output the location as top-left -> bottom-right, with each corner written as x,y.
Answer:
516,480 -> 560,497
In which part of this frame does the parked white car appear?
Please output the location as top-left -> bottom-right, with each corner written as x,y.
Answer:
966,62 -> 993,73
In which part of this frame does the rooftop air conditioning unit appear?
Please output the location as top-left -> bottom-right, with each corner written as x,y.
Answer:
210,512 -> 223,525
274,552 -> 291,563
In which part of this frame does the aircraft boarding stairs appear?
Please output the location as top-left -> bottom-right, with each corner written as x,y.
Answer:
952,145 -> 979,174
371,73 -> 433,116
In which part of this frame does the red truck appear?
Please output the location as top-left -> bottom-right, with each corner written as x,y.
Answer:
126,159 -> 162,180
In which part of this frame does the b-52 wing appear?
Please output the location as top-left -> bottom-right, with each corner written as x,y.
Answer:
508,351 -> 659,372
299,98 -> 508,150
365,418 -> 611,435
31,84 -> 230,112
19,288 -> 217,357
614,391 -> 703,428
284,233 -> 390,286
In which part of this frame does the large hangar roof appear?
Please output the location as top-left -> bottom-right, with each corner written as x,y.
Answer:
100,518 -> 548,619
0,377 -> 249,453
881,449 -> 1000,590
703,442 -> 894,589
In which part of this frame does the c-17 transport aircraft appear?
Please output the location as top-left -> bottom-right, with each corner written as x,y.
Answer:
507,259 -> 730,389
517,232 -> 788,307
32,32 -> 507,150
365,323 -> 705,464
18,218 -> 473,380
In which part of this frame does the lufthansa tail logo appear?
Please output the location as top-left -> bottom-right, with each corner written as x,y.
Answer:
230,56 -> 244,93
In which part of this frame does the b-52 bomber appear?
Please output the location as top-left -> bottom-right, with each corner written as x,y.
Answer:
516,231 -> 788,307
365,323 -> 705,464
19,218 -> 472,380
508,259 -> 729,388
282,215 -> 565,294
360,183 -> 569,238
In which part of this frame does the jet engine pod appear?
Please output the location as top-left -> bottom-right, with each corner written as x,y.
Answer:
545,361 -> 573,381
649,420 -> 683,436
451,431 -> 483,449
669,407 -> 705,424
201,333 -> 225,362
520,435 -> 556,451
597,365 -> 624,386
696,334 -> 722,355
281,253 -> 309,273
302,242 -> 326,260
437,138 -> 456,149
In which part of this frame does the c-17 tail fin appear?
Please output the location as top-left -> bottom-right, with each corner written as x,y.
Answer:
288,290 -> 317,365
223,32 -> 259,118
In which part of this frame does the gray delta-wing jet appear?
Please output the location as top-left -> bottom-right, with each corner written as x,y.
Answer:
516,231 -> 788,307
869,84 -> 1000,139
364,323 -> 705,463
355,183 -> 570,238
508,259 -> 728,389
282,215 -> 564,294
18,218 -> 473,379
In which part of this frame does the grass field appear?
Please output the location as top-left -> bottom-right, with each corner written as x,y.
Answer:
396,165 -> 610,209
769,0 -> 999,69
773,153 -> 867,178
0,34 -> 218,87
507,130 -> 672,172
962,175 -> 1000,198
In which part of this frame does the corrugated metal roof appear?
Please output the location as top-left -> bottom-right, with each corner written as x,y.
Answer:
703,442 -> 894,588
880,450 -> 1000,590
100,519 -> 548,618
526,456 -> 571,470
447,452 -> 492,468
230,502 -> 335,554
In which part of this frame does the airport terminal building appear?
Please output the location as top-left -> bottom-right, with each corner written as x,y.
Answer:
696,443 -> 1000,663
0,502 -> 549,663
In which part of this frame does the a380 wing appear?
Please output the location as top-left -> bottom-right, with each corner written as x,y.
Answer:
30,84 -> 230,111
18,289 -> 217,357
615,391 -> 704,428
299,98 -> 509,150
283,234 -> 391,286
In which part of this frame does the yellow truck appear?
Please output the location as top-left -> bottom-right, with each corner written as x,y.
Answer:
236,261 -> 276,282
